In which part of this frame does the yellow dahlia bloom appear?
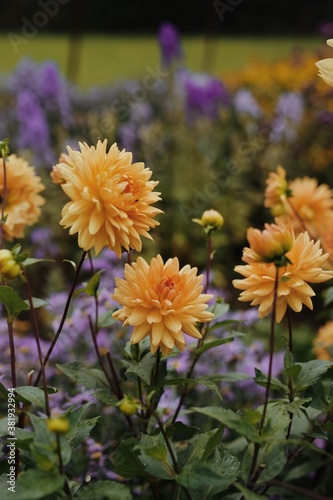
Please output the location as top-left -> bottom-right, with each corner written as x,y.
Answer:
56,140 -> 162,257
112,254 -> 214,356
316,39 -> 333,87
313,321 -> 333,361
264,166 -> 290,216
244,222 -> 294,264
233,232 -> 333,323
0,154 -> 45,241
278,176 -> 333,237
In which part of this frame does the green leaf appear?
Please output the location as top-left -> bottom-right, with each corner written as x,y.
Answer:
85,270 -> 104,297
92,389 -> 118,406
22,257 -> 55,267
98,310 -> 117,328
75,480 -> 132,499
191,407 -> 262,443
177,443 -> 240,494
126,353 -> 156,385
15,386 -> 48,408
234,482 -> 268,499
24,297 -> 48,309
188,427 -> 224,463
56,361 -> 108,389
293,360 -> 332,392
323,286 -> 333,306
112,437 -> 147,478
0,285 -> 29,317
209,301 -> 229,320
66,415 -> 101,449
2,469 -> 65,499
195,335 -> 235,356
165,422 -> 200,441
139,433 -> 176,479
254,368 -> 289,393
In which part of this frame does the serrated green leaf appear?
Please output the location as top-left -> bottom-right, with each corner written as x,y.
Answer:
191,407 -> 262,443
15,386 -> 48,408
112,437 -> 147,478
75,480 -> 132,499
92,389 -> 118,406
0,285 -> 29,317
139,433 -> 176,479
126,353 -> 156,385
3,469 -> 65,499
254,368 -> 289,393
67,415 -> 100,449
56,362 -> 108,389
294,360 -> 332,392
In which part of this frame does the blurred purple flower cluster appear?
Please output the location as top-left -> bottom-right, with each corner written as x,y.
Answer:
0,58 -> 73,166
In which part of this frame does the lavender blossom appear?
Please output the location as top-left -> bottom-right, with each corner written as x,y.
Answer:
158,22 -> 183,68
270,91 -> 304,142
233,88 -> 262,119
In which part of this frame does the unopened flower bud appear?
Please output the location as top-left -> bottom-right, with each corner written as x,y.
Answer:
117,395 -> 141,416
47,416 -> 70,434
192,209 -> 224,234
0,249 -> 21,279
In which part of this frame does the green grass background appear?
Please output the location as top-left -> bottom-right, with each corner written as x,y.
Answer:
0,33 -> 323,88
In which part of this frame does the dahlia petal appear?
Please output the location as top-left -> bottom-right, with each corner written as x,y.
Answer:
89,209 -> 105,235
130,322 -> 151,343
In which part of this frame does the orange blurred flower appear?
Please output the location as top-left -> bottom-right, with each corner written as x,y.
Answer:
244,222 -> 294,264
313,321 -> 333,361
56,139 -> 162,257
112,254 -> 214,356
264,166 -> 291,216
0,154 -> 45,241
279,176 -> 333,237
233,232 -> 333,323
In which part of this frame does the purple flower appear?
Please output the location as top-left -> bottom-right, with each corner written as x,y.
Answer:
270,91 -> 304,142
38,61 -> 72,126
30,227 -> 60,259
158,22 -> 183,67
234,89 -> 262,119
180,71 -> 230,119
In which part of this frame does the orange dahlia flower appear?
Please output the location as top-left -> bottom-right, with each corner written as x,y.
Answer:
244,222 -> 294,264
233,232 -> 333,323
56,140 -> 162,257
313,321 -> 333,361
264,166 -> 291,216
277,176 -> 333,237
112,254 -> 214,356
0,154 -> 45,241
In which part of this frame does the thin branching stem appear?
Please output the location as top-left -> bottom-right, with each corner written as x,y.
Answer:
34,250 -> 87,387
23,268 -> 50,416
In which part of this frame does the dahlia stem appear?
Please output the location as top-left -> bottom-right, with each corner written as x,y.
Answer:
259,265 -> 279,434
204,234 -> 213,294
34,250 -> 87,387
7,316 -> 17,389
249,265 -> 279,485
23,268 -> 50,416
286,307 -> 294,440
152,410 -> 192,500
55,433 -> 72,498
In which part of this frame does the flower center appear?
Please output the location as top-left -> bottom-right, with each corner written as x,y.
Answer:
157,277 -> 176,298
